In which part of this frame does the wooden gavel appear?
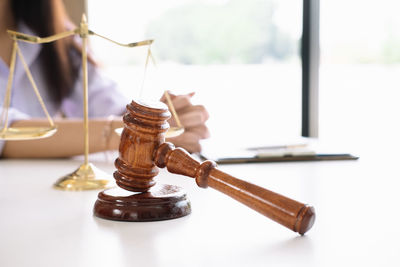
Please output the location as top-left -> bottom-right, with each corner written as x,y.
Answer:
94,100 -> 315,235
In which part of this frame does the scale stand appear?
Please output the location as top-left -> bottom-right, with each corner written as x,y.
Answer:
4,14 -> 184,190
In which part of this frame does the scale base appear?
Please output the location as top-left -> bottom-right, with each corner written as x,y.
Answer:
54,163 -> 110,191
93,184 -> 191,221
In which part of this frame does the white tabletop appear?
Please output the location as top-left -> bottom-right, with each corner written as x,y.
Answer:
1,150 -> 399,267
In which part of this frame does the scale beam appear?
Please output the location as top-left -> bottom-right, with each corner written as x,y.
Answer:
7,29 -> 78,44
7,29 -> 153,49
91,31 -> 153,48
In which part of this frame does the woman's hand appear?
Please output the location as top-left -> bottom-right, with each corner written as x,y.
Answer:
161,92 -> 210,153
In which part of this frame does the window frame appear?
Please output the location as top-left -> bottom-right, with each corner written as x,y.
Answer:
301,0 -> 320,137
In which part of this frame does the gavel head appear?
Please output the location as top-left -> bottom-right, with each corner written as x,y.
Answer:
114,100 -> 171,192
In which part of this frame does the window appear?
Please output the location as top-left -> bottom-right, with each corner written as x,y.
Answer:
319,0 -> 400,147
88,0 -> 303,145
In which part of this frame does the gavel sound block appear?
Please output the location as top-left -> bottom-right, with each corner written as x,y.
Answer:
94,100 -> 315,235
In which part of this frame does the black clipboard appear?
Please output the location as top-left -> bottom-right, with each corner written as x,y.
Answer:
200,152 -> 359,164
200,139 -> 359,164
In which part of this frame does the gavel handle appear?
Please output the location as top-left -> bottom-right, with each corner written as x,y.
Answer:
155,143 -> 315,235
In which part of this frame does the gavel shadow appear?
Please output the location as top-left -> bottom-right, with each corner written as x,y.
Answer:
93,214 -> 192,266
253,236 -> 315,265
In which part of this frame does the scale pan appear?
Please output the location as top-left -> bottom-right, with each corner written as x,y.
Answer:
115,126 -> 184,138
0,126 -> 57,140
114,127 -> 123,136
165,126 -> 184,138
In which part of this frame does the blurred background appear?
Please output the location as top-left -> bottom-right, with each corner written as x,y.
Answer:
65,0 -> 400,153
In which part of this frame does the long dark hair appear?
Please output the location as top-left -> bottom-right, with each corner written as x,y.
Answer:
11,0 -> 79,104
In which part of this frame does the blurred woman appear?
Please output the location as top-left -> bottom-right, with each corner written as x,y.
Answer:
0,0 -> 209,157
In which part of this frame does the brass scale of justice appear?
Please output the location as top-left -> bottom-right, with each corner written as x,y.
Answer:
0,15 -> 315,235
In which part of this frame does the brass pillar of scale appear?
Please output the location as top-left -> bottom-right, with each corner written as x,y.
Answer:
0,14 -> 184,190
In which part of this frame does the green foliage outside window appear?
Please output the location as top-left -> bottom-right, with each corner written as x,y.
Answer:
145,0 -> 297,64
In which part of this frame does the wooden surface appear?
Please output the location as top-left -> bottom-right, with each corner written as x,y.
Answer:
1,152 -> 400,267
